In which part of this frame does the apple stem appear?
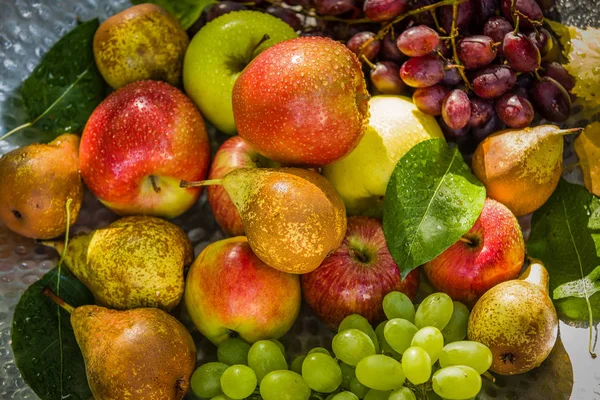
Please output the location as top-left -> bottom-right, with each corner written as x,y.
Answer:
180,178 -> 224,188
361,55 -> 376,69
251,34 -> 271,55
150,176 -> 161,193
459,236 -> 474,245
42,287 -> 75,314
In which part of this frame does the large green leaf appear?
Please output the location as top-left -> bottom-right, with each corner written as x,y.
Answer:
383,139 -> 486,278
11,266 -> 94,400
528,179 -> 600,323
17,19 -> 105,139
131,0 -> 216,29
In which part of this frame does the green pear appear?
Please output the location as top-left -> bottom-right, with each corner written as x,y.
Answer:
44,289 -> 196,400
45,216 -> 192,311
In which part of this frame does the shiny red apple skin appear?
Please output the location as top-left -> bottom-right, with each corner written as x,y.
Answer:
80,80 -> 210,218
208,136 -> 278,236
185,236 -> 301,345
424,198 -> 525,307
232,36 -> 370,166
301,216 -> 419,330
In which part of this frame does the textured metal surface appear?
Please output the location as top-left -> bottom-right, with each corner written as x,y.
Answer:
0,0 -> 599,399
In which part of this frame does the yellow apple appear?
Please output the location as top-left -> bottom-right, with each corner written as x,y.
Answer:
322,95 -> 444,217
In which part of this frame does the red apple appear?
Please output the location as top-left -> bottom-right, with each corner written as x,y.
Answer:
424,198 -> 525,306
232,36 -> 370,166
207,136 -> 279,236
185,236 -> 301,344
301,216 -> 419,330
80,80 -> 210,218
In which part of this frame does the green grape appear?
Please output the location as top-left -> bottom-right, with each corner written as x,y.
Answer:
269,339 -> 286,355
389,387 -> 417,400
441,302 -> 470,344
350,377 -> 370,398
259,370 -> 311,400
375,321 -> 401,359
332,392 -> 360,400
248,340 -> 288,382
290,355 -> 306,374
355,354 -> 405,391
439,341 -> 493,374
332,329 -> 376,366
308,347 -> 331,356
302,353 -> 342,393
190,362 -> 228,398
364,389 -> 392,399
383,318 -> 418,355
410,326 -> 444,364
401,346 -> 431,385
218,338 -> 251,366
220,365 -> 257,399
210,395 -> 234,400
339,361 -> 356,389
432,366 -> 482,400
339,314 -> 380,353
414,292 -> 453,330
383,291 -> 415,322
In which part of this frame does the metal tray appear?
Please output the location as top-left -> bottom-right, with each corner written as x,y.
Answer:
0,0 -> 599,399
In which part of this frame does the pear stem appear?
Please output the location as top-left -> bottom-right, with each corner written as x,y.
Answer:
556,127 -> 584,136
180,178 -> 224,188
42,287 -> 75,314
482,371 -> 496,382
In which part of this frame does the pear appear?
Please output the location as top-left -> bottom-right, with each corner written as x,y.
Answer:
0,134 -> 83,239
182,167 -> 347,274
44,216 -> 192,311
472,125 -> 582,216
43,289 -> 196,400
467,258 -> 558,375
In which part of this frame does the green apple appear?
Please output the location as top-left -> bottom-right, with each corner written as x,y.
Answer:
322,95 -> 444,217
183,11 -> 297,134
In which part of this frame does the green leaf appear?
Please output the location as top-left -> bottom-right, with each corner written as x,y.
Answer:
132,0 -> 216,29
11,266 -> 94,400
382,139 -> 486,278
14,19 -> 105,139
528,179 -> 600,324
554,266 -> 600,300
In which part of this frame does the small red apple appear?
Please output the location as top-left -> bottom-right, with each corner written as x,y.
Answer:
424,198 -> 525,306
301,216 -> 419,330
80,80 -> 210,218
207,136 -> 279,236
185,236 -> 301,344
232,36 -> 370,166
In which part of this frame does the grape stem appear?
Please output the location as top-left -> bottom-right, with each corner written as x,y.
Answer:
361,54 -> 376,69
448,1 -> 472,89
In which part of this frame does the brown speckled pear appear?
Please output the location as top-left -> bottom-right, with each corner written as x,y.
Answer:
0,134 -> 83,239
71,305 -> 196,400
213,167 -> 346,274
45,216 -> 192,311
93,4 -> 189,89
472,125 -> 582,216
467,259 -> 558,375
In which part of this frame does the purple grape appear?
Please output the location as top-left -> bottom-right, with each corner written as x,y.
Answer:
475,0 -> 500,22
483,16 -> 513,55
364,0 -> 407,21
526,28 -> 551,56
284,0 -> 310,6
266,6 -> 303,31
530,76 -> 571,122
441,64 -> 462,86
503,32 -> 541,73
370,61 -> 405,94
541,61 -> 575,92
442,89 -> 472,129
347,31 -> 381,61
495,93 -> 534,128
396,25 -> 440,57
400,54 -> 445,87
380,33 -> 407,63
516,73 -> 535,89
439,0 -> 474,34
409,0 -> 436,26
457,35 -> 497,69
472,65 -> 517,99
206,2 -> 246,21
501,0 -> 543,29
472,114 -> 504,142
536,0 -> 555,11
314,0 -> 356,16
413,85 -> 450,116
439,117 -> 471,141
469,97 -> 495,128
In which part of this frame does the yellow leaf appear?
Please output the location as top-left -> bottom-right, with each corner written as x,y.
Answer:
564,26 -> 600,109
575,122 -> 600,196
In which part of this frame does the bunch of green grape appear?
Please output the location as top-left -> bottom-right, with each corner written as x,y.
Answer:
189,291 -> 493,400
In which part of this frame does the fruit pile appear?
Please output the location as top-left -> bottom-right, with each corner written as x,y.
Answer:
191,291 -> 491,400
1,1 -> 598,400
